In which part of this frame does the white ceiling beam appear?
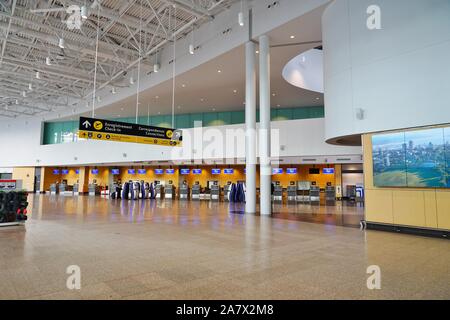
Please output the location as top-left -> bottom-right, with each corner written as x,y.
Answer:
0,56 -> 106,83
0,0 -> 17,65
163,0 -> 213,19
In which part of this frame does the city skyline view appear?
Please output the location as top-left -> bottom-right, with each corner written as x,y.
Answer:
372,127 -> 449,187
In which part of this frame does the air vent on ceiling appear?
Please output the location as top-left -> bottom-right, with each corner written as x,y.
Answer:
303,158 -> 317,162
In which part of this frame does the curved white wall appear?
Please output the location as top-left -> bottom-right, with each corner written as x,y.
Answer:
322,0 -> 450,143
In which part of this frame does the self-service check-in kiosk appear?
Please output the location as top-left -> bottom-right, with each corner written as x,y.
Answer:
60,181 -> 74,196
310,182 -> 320,203
325,182 -> 336,202
58,182 -> 66,194
356,184 -> 364,202
210,181 -> 220,201
273,182 -> 283,202
89,182 -> 99,196
297,181 -> 311,202
223,182 -> 232,202
287,182 -> 297,202
50,183 -> 58,195
165,181 -> 176,199
73,183 -> 79,195
179,181 -> 189,200
346,185 -> 357,201
191,181 -> 201,200
155,181 -> 164,199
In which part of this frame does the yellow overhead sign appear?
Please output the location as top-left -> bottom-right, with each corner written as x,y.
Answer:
78,117 -> 182,147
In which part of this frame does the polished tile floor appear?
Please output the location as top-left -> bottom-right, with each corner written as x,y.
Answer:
0,194 -> 448,300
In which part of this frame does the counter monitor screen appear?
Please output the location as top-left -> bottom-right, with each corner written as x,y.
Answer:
166,169 -> 175,174
154,169 -> 164,175
272,168 -> 283,175
212,169 -> 221,174
309,168 -> 320,174
91,169 -> 99,175
323,168 -> 335,174
180,169 -> 190,175
138,169 -> 146,174
53,169 -> 60,175
224,169 -> 234,174
61,169 -> 69,175
128,169 -> 136,174
111,169 -> 120,175
193,169 -> 202,174
286,168 -> 297,174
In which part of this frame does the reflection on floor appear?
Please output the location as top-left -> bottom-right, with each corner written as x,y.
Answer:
272,200 -> 365,228
0,194 -> 448,300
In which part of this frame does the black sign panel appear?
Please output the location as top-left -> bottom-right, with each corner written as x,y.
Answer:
79,117 -> 182,142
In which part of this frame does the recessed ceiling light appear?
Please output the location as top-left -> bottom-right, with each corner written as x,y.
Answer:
181,84 -> 186,88
155,96 -> 159,99
272,93 -> 276,96
277,104 -> 281,107
238,11 -> 244,27
81,5 -> 88,19
255,50 -> 259,54
217,69 -> 222,73
158,111 -> 161,114
316,97 -> 320,100
233,89 -> 238,93
290,35 -> 295,39
121,107 -> 124,111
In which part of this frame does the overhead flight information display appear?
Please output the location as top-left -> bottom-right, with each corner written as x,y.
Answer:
78,117 -> 183,147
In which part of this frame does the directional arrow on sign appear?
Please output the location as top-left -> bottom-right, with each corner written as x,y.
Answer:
83,120 -> 91,129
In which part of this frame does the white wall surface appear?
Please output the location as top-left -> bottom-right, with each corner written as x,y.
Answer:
322,0 -> 450,142
0,117 -> 361,167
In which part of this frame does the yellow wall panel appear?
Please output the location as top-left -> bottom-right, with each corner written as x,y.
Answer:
423,191 -> 438,228
12,167 -> 35,192
363,131 -> 448,230
392,190 -> 426,227
436,190 -> 450,230
365,189 -> 394,224
88,167 -> 110,187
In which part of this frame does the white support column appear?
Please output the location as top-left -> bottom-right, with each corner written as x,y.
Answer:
259,34 -> 271,215
245,40 -> 257,214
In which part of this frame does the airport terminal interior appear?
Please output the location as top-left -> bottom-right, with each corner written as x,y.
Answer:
0,0 -> 449,300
